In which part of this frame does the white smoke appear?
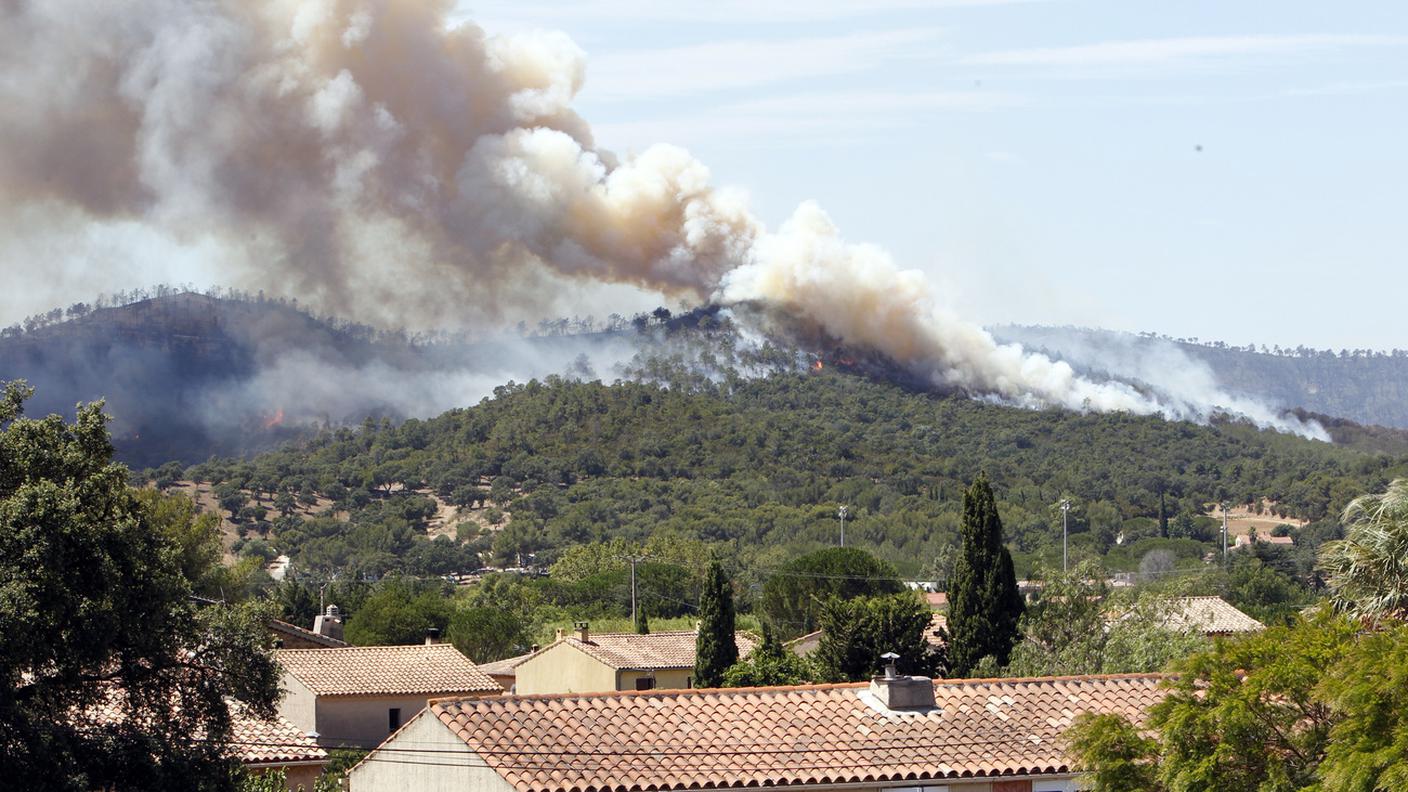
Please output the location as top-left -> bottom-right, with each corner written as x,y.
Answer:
721,203 -> 1329,439
0,0 -> 1325,439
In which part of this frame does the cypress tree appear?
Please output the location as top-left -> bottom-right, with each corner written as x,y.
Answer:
946,473 -> 1024,676
694,561 -> 737,688
634,603 -> 650,635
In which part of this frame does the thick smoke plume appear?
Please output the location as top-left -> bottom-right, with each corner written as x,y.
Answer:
0,0 -> 1324,438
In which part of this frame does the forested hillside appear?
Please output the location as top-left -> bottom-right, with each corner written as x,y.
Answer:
172,371 -> 1408,584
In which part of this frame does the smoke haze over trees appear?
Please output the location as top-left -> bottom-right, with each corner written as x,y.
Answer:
0,1 -> 1336,438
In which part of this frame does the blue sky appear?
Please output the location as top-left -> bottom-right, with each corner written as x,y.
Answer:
462,0 -> 1408,350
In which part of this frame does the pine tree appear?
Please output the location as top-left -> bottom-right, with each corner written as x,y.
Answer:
946,473 -> 1024,676
694,561 -> 737,688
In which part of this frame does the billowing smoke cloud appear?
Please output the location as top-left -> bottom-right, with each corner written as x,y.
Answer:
720,203 -> 1329,439
0,0 -> 1324,438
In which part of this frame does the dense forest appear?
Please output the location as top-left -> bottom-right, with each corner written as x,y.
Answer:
166,369 -> 1408,591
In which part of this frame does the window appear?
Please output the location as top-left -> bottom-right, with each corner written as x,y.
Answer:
388,707 -> 402,731
634,677 -> 656,690
686,677 -> 693,689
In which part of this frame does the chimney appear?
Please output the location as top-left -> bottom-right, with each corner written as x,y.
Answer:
425,627 -> 441,645
313,604 -> 343,642
554,628 -> 565,641
868,652 -> 936,711
574,621 -> 590,643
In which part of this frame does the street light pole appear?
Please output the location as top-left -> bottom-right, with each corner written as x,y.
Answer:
838,505 -> 848,547
1060,499 -> 1071,573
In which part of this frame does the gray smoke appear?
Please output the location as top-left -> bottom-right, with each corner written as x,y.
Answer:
0,0 -> 1327,439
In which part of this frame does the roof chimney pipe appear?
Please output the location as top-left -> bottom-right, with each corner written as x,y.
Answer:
868,651 -> 936,711
313,604 -> 343,642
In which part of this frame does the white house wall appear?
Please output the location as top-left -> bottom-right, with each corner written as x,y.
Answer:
348,711 -> 514,792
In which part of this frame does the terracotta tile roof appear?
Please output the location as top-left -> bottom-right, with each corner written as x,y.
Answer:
268,617 -> 348,648
1161,596 -> 1264,635
277,644 -> 501,696
419,674 -> 1166,792
232,709 -> 328,765
83,690 -> 325,767
479,651 -> 535,678
554,630 -> 758,671
927,612 -> 947,646
925,591 -> 948,608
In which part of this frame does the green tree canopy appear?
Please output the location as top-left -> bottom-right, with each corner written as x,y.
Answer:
0,381 -> 279,791
448,606 -> 534,664
1006,563 -> 1206,676
1318,621 -> 1408,790
946,474 -> 1024,676
694,561 -> 738,688
813,593 -> 941,682
722,623 -> 811,687
1067,712 -> 1161,792
343,579 -> 452,646
1319,477 -> 1408,623
759,547 -> 903,639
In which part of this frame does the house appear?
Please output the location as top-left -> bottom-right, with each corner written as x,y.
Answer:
512,623 -> 758,694
234,709 -> 329,790
85,693 -> 327,792
477,650 -> 536,692
348,668 -> 1168,792
785,629 -> 824,658
1155,596 -> 1264,636
789,614 -> 946,659
1234,533 -> 1295,550
276,643 -> 501,748
268,617 -> 348,650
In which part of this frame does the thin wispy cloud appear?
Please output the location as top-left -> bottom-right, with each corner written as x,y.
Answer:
1281,79 -> 1408,97
965,34 -> 1408,68
461,0 -> 1037,29
583,29 -> 948,101
594,89 -> 1019,149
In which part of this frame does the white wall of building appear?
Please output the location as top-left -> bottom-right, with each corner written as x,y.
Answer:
348,711 -> 514,792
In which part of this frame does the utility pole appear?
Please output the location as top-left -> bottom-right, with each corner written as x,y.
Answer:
618,554 -> 650,625
1060,499 -> 1071,573
838,505 -> 848,547
1220,502 -> 1229,565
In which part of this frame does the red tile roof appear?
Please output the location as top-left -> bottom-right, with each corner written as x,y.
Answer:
1160,596 -> 1264,635
478,651 -> 535,679
277,644 -> 501,696
544,630 -> 758,671
84,691 -> 325,767
419,674 -> 1167,792
232,709 -> 328,765
268,618 -> 348,648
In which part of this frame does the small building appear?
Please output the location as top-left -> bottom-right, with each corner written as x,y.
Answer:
234,708 -> 329,790
86,693 -> 327,792
268,617 -> 349,650
789,615 -> 946,658
1157,596 -> 1264,637
348,670 -> 1168,792
784,629 -> 823,658
1234,533 -> 1295,550
512,624 -> 758,695
477,650 -> 536,693
276,643 -> 501,748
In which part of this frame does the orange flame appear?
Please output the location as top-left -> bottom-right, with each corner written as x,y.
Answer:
812,360 -> 824,371
262,408 -> 285,429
